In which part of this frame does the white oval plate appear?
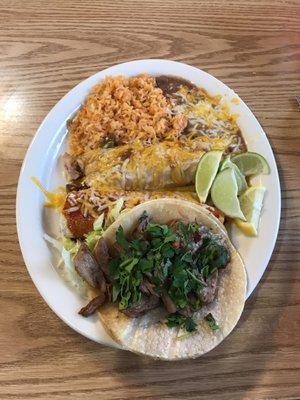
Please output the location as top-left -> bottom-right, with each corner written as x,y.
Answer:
17,59 -> 281,348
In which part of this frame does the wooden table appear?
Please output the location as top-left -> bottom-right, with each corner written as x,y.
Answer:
0,1 -> 299,398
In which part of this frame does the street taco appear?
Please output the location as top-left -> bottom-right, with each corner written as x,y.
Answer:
74,199 -> 246,360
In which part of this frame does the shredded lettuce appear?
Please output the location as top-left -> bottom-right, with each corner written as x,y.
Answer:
43,233 -> 63,252
44,233 -> 80,263
62,237 -> 80,256
60,247 -> 88,296
61,247 -> 73,271
85,230 -> 103,252
43,233 -> 88,297
44,233 -> 80,260
62,237 -> 75,251
93,213 -> 104,231
106,197 -> 124,226
85,214 -> 105,252
85,200 -> 125,251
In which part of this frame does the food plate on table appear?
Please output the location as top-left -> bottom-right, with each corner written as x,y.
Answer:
16,59 -> 281,357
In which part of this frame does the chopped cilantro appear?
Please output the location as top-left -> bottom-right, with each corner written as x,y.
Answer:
130,239 -> 148,253
166,313 -> 197,332
116,226 -> 130,251
197,237 -> 230,277
139,210 -> 149,222
205,313 -> 219,332
108,212 -> 230,333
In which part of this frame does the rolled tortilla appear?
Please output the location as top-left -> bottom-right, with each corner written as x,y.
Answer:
61,187 -> 225,238
80,138 -> 229,190
98,198 -> 247,360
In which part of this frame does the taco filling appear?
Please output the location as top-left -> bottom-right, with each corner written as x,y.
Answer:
74,210 -> 230,333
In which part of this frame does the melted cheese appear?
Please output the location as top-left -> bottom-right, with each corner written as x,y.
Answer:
173,86 -> 241,146
81,137 -> 231,191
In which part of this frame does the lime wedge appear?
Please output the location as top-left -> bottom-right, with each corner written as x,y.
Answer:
220,158 -> 248,195
195,151 -> 223,203
231,152 -> 270,176
220,157 -> 232,171
234,186 -> 266,236
211,168 -> 246,220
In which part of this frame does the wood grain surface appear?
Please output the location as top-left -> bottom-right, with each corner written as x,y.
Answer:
0,0 -> 300,399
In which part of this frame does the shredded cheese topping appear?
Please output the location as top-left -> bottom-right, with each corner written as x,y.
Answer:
170,86 -> 244,153
64,187 -> 201,228
32,177 -> 65,208
80,137 -> 232,191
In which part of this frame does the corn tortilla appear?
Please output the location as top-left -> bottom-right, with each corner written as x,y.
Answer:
98,198 -> 246,360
